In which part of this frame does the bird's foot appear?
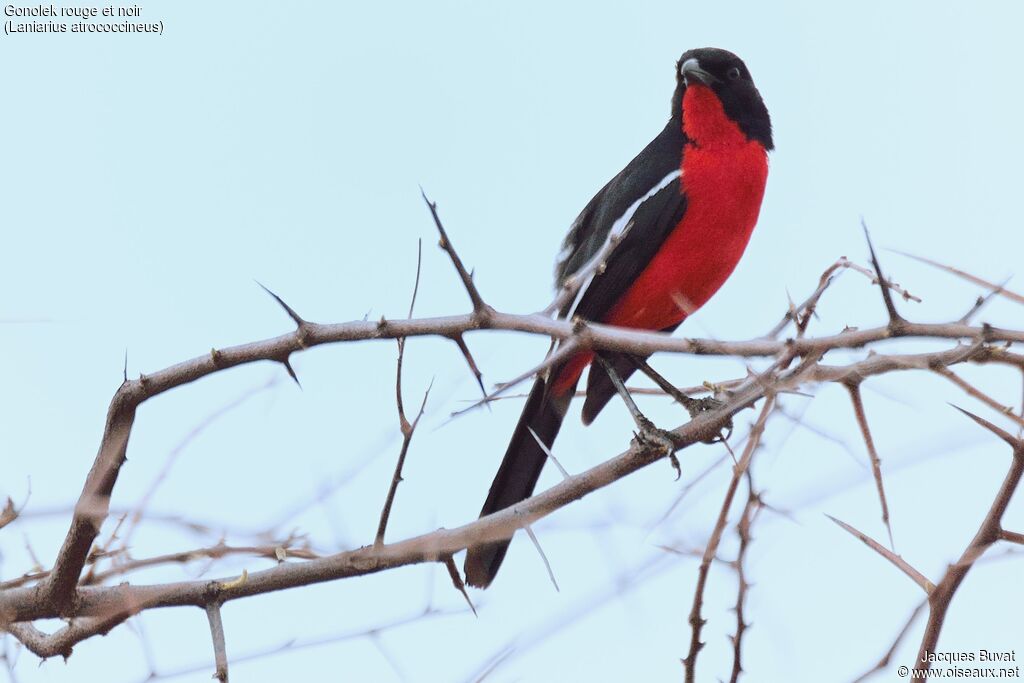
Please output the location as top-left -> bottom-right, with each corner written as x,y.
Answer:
683,391 -> 733,444
633,415 -> 682,480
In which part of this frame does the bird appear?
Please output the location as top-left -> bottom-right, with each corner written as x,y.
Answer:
464,47 -> 774,588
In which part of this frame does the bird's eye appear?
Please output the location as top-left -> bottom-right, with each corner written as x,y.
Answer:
727,67 -> 742,81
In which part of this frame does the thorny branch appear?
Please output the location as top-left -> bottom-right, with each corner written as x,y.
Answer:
1,211 -> 1022,683
684,395 -> 775,683
729,472 -> 761,683
375,240 -> 432,547
845,383 -> 895,549
205,602 -> 228,683
912,408 -> 1024,681
826,516 -> 933,594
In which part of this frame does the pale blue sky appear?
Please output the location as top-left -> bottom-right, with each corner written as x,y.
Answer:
2,2 -> 1023,681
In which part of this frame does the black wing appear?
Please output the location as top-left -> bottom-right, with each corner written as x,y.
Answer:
555,119 -> 686,290
570,173 -> 688,324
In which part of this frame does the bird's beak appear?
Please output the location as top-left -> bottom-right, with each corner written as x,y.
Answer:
681,58 -> 717,86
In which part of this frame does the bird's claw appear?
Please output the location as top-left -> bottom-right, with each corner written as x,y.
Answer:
632,416 -> 681,480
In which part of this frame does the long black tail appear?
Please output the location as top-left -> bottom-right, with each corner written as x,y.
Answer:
464,375 -> 572,588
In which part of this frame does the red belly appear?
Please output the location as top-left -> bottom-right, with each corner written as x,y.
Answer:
551,134 -> 768,396
604,139 -> 768,330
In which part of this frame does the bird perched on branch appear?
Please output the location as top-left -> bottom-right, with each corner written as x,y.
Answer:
465,47 -> 773,588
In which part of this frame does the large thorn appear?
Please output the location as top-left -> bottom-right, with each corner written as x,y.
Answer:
256,281 -> 309,330
950,404 -> 1024,451
861,220 -> 905,328
420,188 -> 490,317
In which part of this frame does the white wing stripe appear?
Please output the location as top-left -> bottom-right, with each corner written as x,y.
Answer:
565,168 -> 682,319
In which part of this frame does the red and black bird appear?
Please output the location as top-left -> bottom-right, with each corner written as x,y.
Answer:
464,48 -> 773,588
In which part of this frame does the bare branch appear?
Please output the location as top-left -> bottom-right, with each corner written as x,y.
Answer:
81,541 -> 322,586
407,238 -> 423,319
934,367 -> 1024,431
1000,529 -> 1024,545
957,278 -> 1012,324
729,474 -> 761,683
12,247 -> 1024,676
454,337 -> 583,416
1,378 -> 757,625
845,382 -> 895,550
852,600 -> 928,683
39,386 -> 138,617
684,395 -> 775,683
420,189 -> 490,317
843,258 -> 921,304
451,333 -> 487,398
443,556 -> 476,617
116,378 -> 279,556
826,515 -> 933,594
893,250 -> 1024,307
524,526 -> 559,592
528,428 -> 570,480
766,256 -> 920,339
543,223 -> 634,317
376,246 -> 433,546
0,499 -> 17,532
913,407 -> 1024,680
5,611 -> 128,660
205,602 -> 229,683
949,404 -> 1023,450
134,608 -> 459,683
862,220 -> 906,327
256,281 -> 309,330
375,380 -> 431,546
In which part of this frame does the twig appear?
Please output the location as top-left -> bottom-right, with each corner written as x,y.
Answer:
39,391 -> 138,617
851,600 -> 928,682
729,473 -> 761,683
13,249 -> 1024,670
205,602 -> 228,683
256,282 -> 311,387
845,383 -> 895,550
443,556 -> 477,617
932,365 -> 1024,430
543,222 -> 636,317
862,221 -> 906,328
81,542 -> 322,586
116,378 -> 279,557
451,333 -> 487,398
825,516 -> 933,593
5,612 -> 127,660
134,607 -> 459,683
420,189 -> 490,317
650,452 -> 730,529
528,428 -> 570,480
0,499 -> 17,532
375,245 -> 432,546
957,278 -> 1011,324
1,377 -> 758,625
453,337 -> 583,416
406,238 -> 423,319
524,526 -> 559,592
374,381 -> 431,546
1000,529 -> 1024,545
683,395 -> 775,683
913,407 -> 1024,681
843,258 -> 921,304
893,250 -> 1024,307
